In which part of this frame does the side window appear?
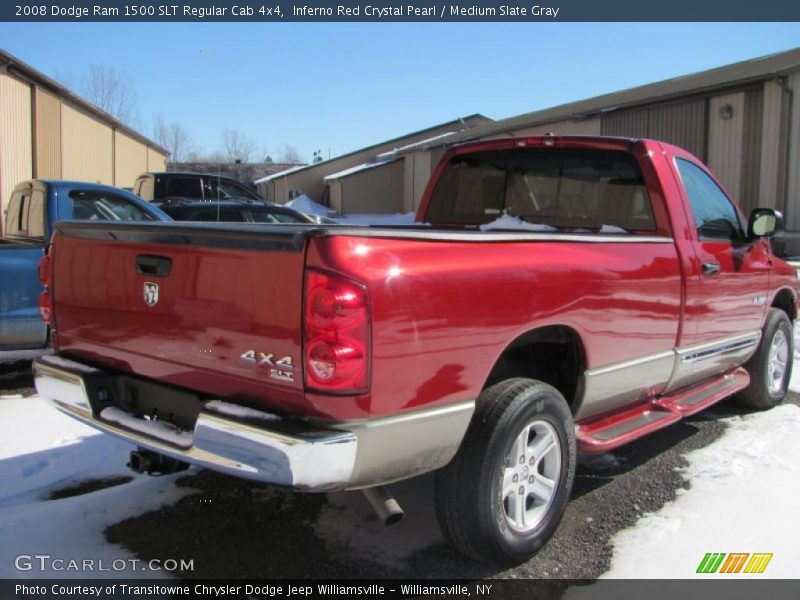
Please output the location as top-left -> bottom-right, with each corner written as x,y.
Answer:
676,158 -> 743,241
4,192 -> 25,237
27,190 -> 45,239
69,190 -> 155,222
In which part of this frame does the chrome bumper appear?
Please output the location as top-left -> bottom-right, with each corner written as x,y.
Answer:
33,356 -> 474,491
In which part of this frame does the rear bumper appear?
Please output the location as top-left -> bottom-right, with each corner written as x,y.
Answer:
33,356 -> 474,491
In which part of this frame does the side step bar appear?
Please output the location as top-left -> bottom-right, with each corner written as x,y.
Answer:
576,368 -> 750,454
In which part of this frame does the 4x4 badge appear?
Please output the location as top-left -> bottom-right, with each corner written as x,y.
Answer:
144,282 -> 159,307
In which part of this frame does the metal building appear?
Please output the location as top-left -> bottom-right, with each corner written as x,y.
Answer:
397,48 -> 800,234
309,48 -> 800,232
255,115 -> 492,211
0,49 -> 167,221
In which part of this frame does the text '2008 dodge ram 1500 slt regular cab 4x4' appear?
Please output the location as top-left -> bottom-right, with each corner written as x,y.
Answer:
34,136 -> 797,565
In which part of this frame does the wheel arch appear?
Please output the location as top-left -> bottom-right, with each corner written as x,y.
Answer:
482,325 -> 586,410
771,287 -> 797,321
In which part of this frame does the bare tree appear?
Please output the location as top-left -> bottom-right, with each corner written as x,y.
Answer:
222,128 -> 258,163
277,144 -> 304,164
78,64 -> 139,125
153,115 -> 195,163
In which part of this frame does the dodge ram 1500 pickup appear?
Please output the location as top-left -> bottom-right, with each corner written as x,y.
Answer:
33,136 -> 797,564
0,180 -> 168,359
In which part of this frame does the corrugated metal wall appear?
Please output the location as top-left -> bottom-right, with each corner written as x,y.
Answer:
402,151 -> 434,213
706,92 -> 746,201
740,88 -> 764,214
758,80 -> 788,210
62,103 -> 113,184
34,88 -> 61,179
0,73 -> 33,215
601,99 -> 707,159
511,117 -> 602,137
786,72 -> 800,232
147,146 -> 166,172
115,131 -> 148,189
341,161 -> 404,214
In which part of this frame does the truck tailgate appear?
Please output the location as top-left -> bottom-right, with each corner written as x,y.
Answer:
50,221 -> 310,414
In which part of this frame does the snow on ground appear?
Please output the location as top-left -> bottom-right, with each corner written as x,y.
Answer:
284,194 -> 333,217
602,324 -> 800,579
0,396 -> 195,578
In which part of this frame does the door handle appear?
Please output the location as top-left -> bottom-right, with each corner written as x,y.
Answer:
701,261 -> 721,277
136,255 -> 172,277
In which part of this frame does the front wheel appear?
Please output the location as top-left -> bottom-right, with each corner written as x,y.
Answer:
736,308 -> 794,410
434,378 -> 576,565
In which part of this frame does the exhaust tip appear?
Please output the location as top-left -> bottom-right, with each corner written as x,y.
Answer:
362,486 -> 405,526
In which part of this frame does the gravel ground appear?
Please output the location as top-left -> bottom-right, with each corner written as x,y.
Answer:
2,359 -> 797,580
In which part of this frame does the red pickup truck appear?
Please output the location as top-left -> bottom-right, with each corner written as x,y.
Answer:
34,136 -> 797,565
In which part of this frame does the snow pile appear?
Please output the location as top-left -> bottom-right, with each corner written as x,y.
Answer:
0,396 -> 194,578
334,212 -> 416,226
479,214 -> 557,232
602,403 -> 800,578
285,194 -> 332,217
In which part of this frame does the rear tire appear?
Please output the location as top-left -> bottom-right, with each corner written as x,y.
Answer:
736,308 -> 793,410
435,378 -> 576,565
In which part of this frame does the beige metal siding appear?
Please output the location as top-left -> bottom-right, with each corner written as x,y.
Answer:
402,152 -> 434,213
601,109 -> 649,137
601,100 -> 706,158
62,102 -> 113,183
0,73 -> 33,215
147,146 -> 166,172
648,99 -> 706,159
759,80 -> 788,209
740,88 -> 764,214
706,92 -> 746,201
115,132 -> 148,189
340,161 -> 404,214
327,180 -> 343,213
786,71 -> 800,231
511,117 -> 601,137
34,87 -> 61,179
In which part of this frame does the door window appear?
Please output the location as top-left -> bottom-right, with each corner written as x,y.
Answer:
676,158 -> 743,241
69,190 -> 155,221
4,191 -> 25,237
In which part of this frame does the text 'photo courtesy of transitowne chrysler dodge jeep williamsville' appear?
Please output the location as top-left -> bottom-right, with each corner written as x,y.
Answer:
33,135 -> 797,565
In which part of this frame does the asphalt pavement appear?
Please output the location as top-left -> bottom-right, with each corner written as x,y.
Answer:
2,359 -> 797,580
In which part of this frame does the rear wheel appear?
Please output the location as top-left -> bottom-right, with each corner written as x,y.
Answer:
736,308 -> 794,409
435,378 -> 576,565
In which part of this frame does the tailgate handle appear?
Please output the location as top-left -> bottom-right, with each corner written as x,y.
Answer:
136,255 -> 172,277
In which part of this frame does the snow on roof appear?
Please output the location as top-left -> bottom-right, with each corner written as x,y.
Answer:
323,159 -> 401,181
376,131 -> 457,159
253,164 -> 309,184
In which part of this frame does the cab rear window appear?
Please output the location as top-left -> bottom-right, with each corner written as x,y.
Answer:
425,148 -> 655,233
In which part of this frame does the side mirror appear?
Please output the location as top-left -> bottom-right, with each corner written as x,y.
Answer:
748,208 -> 782,239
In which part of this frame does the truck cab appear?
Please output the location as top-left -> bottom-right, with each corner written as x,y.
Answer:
0,180 -> 168,357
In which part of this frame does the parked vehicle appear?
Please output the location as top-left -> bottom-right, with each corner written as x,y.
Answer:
0,180 -> 169,357
133,172 -> 264,203
156,200 -> 316,224
34,136 -> 797,565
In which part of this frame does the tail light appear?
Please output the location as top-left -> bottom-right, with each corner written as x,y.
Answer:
37,254 -> 53,324
304,270 -> 370,394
